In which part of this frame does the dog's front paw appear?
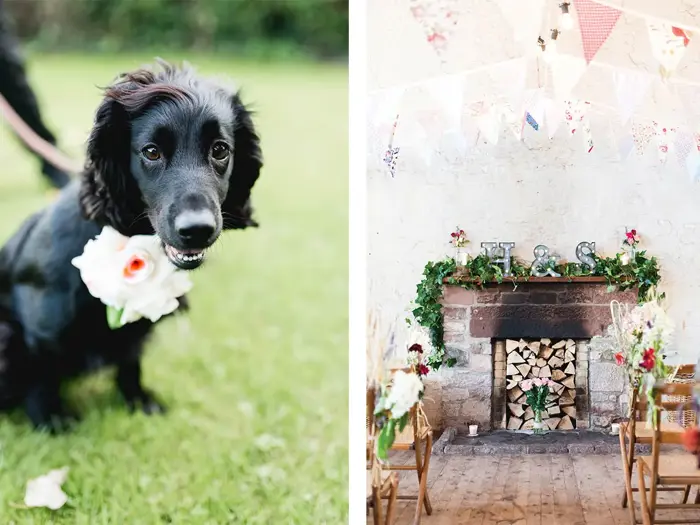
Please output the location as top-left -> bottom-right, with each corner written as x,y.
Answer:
25,387 -> 80,434
125,390 -> 167,415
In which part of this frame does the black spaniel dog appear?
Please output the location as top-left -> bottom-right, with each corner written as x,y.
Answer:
0,60 -> 262,432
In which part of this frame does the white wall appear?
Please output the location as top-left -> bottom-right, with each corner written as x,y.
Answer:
368,0 -> 700,364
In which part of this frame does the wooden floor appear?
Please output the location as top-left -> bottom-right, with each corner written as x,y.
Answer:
368,452 -> 700,525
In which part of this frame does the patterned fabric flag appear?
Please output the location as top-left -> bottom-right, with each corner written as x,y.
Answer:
526,113 -> 539,131
674,130 -> 694,167
409,0 -> 459,57
631,121 -> 655,156
652,122 -> 675,163
573,0 -> 622,64
564,100 -> 593,152
647,21 -> 691,79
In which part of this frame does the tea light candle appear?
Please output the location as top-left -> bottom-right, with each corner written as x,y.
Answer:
611,423 -> 620,435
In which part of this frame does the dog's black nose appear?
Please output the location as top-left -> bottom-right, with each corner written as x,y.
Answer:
175,210 -> 216,246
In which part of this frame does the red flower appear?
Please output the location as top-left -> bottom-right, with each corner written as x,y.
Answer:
640,348 -> 656,372
408,343 -> 423,354
417,364 -> 430,376
451,232 -> 457,238
614,352 -> 625,366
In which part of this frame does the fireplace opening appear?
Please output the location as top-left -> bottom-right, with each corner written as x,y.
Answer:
492,338 -> 590,431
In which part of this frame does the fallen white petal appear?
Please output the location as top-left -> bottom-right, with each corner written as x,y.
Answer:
24,467 -> 69,510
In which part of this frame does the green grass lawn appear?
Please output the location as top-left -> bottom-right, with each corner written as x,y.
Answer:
0,53 -> 348,524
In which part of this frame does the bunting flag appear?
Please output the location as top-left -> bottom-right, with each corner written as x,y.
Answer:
495,0 -> 545,47
543,98 -> 564,139
613,69 -> 652,125
652,122 -> 675,163
647,22 -> 691,79
550,55 -> 587,102
409,0 -> 459,57
564,100 -> 594,152
573,0 -> 621,64
686,150 -> 700,182
424,75 -> 464,131
632,121 -> 655,156
476,104 -> 502,145
674,130 -> 693,167
383,114 -> 400,177
617,131 -> 634,160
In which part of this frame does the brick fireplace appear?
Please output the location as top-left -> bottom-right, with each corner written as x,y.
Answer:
435,278 -> 638,433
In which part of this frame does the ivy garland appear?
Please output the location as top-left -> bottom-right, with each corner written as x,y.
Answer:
411,250 -> 662,371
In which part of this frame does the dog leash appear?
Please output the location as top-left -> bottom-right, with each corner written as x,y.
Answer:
0,92 -> 82,174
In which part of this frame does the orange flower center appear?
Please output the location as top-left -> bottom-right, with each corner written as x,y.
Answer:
124,256 -> 146,278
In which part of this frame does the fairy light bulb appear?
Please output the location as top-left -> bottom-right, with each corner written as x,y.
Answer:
559,3 -> 574,30
537,36 -> 546,55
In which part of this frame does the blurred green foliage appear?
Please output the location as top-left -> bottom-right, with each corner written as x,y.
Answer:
6,0 -> 348,59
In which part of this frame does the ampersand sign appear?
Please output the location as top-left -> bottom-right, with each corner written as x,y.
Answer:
531,245 -> 561,277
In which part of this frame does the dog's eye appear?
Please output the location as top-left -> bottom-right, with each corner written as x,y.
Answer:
211,142 -> 230,161
142,145 -> 161,161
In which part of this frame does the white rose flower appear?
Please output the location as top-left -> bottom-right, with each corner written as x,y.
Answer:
385,370 -> 423,419
24,467 -> 69,510
72,227 -> 193,327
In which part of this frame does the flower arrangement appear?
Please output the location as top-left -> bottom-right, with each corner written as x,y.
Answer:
613,294 -> 675,417
623,228 -> 640,250
406,344 -> 430,377
373,370 -> 424,459
450,227 -> 469,248
520,378 -> 556,432
71,227 -> 193,329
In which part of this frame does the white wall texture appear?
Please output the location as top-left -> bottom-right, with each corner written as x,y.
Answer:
368,0 -> 700,366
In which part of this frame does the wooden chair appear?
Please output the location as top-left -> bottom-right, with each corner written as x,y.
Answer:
367,381 -> 433,525
637,382 -> 700,525
620,365 -> 695,524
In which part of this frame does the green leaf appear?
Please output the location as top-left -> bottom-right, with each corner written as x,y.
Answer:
106,306 -> 125,330
398,413 -> 409,432
376,420 -> 396,460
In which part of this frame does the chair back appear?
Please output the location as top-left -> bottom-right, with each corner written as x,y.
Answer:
650,382 -> 696,449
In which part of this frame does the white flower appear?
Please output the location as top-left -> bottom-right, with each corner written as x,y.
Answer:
385,370 -> 423,419
406,351 -> 421,367
24,467 -> 69,510
71,227 -> 193,326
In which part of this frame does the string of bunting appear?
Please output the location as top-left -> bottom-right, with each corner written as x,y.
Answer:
370,0 -> 700,181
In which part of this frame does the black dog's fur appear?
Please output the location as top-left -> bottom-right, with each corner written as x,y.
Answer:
0,61 -> 261,432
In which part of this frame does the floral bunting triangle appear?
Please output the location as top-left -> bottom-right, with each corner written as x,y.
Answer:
632,121 -> 655,156
409,0 -> 459,58
564,100 -> 593,152
573,0 -> 621,64
647,21 -> 691,79
652,122 -> 675,163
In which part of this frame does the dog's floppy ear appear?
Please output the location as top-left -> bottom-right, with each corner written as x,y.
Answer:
79,97 -> 145,234
221,93 -> 262,230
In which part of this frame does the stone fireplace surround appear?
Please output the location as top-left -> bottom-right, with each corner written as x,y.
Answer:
426,278 -> 638,434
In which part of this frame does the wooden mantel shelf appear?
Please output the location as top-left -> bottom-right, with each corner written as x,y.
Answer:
443,276 -> 622,284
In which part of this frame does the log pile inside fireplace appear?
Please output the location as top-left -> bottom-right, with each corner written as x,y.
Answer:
504,338 -> 577,430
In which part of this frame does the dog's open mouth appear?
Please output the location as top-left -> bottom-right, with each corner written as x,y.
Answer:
164,244 -> 206,270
